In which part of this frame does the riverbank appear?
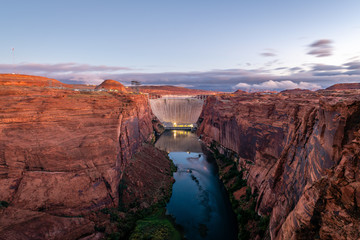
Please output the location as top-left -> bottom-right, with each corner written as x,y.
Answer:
93,143 -> 182,240
209,141 -> 270,240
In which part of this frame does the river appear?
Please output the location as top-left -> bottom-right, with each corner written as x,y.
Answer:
155,130 -> 237,240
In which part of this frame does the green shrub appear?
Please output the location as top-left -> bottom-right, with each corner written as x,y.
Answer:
258,215 -> 270,236
110,211 -> 120,222
100,208 -> 110,214
170,161 -> 177,173
246,187 -> 252,201
0,201 -> 9,208
238,227 -> 250,240
107,232 -> 121,240
94,225 -> 106,232
129,213 -> 181,240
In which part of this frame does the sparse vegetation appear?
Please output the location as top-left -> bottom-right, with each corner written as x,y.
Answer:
209,141 -> 270,239
129,209 -> 181,240
101,200 -> 182,240
170,160 -> 178,174
0,201 -> 9,208
98,154 -> 181,239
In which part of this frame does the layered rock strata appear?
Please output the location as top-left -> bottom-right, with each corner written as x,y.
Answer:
0,82 -> 168,239
95,79 -> 128,93
0,74 -> 68,88
197,90 -> 360,239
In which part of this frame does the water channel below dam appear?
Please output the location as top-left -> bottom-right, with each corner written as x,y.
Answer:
155,130 -> 237,240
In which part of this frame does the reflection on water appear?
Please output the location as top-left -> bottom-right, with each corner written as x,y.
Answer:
155,130 -> 203,153
155,131 -> 237,240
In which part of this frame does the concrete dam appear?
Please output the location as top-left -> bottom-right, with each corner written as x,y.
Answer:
149,95 -> 205,129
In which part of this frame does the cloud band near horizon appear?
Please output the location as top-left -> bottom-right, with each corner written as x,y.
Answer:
1,58 -> 360,91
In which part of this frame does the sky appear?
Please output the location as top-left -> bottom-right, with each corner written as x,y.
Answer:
1,0 -> 360,91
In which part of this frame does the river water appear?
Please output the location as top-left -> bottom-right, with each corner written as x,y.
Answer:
155,130 -> 237,240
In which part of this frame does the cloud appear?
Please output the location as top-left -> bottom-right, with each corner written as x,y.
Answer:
310,64 -> 345,76
344,61 -> 360,70
307,39 -> 333,57
261,52 -> 276,57
1,61 -> 360,92
312,64 -> 343,71
173,84 -> 194,88
0,62 -> 131,74
260,48 -> 277,57
235,80 -> 321,91
234,83 -> 251,88
309,63 -> 360,76
312,71 -> 344,76
346,70 -> 360,75
309,39 -> 332,48
289,67 -> 303,72
61,67 -> 359,91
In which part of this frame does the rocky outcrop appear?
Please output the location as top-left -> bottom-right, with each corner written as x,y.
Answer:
197,90 -> 360,239
0,80 -> 162,239
0,74 -> 68,88
95,79 -> 127,92
121,144 -> 174,208
326,83 -> 360,90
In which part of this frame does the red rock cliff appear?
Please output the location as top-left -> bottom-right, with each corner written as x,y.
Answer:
0,80 -> 161,239
197,90 -> 360,239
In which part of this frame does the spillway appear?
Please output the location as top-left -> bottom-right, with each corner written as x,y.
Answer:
149,96 -> 204,127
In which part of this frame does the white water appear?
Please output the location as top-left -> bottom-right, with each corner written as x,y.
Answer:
149,97 -> 204,125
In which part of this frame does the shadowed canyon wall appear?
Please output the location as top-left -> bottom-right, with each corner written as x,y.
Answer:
0,81 -> 172,239
149,96 -> 204,125
197,90 -> 360,239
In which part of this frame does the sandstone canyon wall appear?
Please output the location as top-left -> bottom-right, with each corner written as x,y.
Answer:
0,80 -> 169,239
197,90 -> 360,239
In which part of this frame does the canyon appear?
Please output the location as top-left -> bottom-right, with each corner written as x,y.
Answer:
197,89 -> 360,239
1,74 -> 359,240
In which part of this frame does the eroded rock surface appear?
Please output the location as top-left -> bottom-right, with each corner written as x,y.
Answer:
0,77 -> 170,239
95,79 -> 127,93
197,90 -> 360,239
0,74 -> 68,88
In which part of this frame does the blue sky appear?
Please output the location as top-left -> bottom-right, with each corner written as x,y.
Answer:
1,0 -> 360,91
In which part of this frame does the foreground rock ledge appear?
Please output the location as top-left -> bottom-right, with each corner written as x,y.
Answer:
0,82 -> 172,239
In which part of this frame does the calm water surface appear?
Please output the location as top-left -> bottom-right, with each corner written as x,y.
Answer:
155,130 -> 237,240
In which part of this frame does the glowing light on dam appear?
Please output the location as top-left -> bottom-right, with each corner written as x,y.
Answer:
149,95 -> 205,128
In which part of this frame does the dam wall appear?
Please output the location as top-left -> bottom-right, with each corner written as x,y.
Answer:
149,96 -> 204,127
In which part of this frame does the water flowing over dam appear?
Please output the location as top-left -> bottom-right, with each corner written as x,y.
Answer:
149,95 -> 205,128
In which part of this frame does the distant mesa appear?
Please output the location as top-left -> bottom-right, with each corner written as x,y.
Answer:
233,89 -> 247,94
95,79 -> 127,92
280,88 -> 313,94
129,85 -> 219,96
0,74 -> 68,87
326,83 -> 360,90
